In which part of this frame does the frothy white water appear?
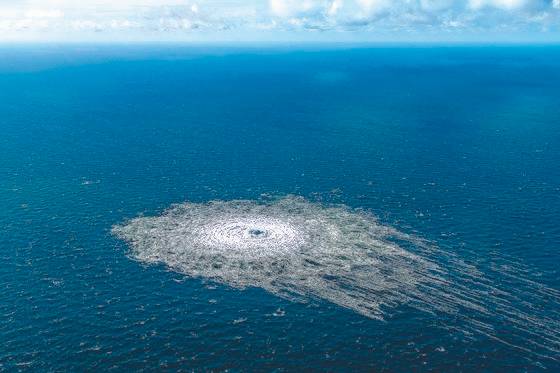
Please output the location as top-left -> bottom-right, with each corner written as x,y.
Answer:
199,217 -> 305,257
112,196 -> 560,361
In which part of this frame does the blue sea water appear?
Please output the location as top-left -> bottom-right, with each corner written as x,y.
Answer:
1,45 -> 559,371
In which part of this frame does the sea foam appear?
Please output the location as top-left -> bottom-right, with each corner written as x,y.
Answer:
113,195 -> 560,360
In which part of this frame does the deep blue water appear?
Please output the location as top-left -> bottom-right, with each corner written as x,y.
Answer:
1,45 -> 559,371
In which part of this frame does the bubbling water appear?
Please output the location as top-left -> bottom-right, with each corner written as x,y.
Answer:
113,195 -> 560,361
199,217 -> 305,256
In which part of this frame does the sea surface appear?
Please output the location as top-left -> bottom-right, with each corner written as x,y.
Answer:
1,45 -> 559,371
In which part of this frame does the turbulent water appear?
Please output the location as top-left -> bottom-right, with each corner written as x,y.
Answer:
113,196 -> 560,361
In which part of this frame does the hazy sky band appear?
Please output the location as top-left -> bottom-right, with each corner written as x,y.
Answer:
1,0 -> 559,42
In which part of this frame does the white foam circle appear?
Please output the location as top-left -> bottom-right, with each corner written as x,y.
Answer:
198,217 -> 304,256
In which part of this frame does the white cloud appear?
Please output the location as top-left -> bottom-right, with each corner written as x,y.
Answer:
0,9 -> 19,18
269,0 -> 292,16
0,0 -> 559,40
24,9 -> 64,18
356,0 -> 391,15
71,19 -> 103,31
328,0 -> 343,16
269,0 -> 326,17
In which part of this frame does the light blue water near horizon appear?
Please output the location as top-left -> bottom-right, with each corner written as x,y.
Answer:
1,45 -> 560,371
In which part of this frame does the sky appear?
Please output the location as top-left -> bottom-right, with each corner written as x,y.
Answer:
0,0 -> 559,42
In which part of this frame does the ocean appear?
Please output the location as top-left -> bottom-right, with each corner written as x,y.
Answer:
1,45 -> 559,371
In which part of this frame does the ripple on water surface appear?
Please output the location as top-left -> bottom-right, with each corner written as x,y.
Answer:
113,195 -> 560,362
